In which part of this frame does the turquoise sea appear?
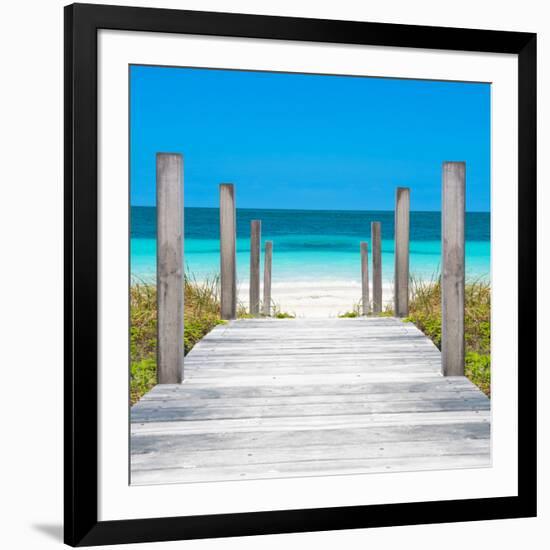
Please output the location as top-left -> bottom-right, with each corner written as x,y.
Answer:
131,207 -> 490,285
130,206 -> 490,282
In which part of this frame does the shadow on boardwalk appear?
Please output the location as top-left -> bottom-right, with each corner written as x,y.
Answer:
131,317 -> 490,485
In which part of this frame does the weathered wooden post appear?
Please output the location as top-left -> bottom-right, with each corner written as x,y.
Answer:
394,187 -> 410,317
371,222 -> 382,313
156,153 -> 184,384
442,162 -> 465,376
249,220 -> 261,316
220,183 -> 236,320
263,241 -> 273,316
360,241 -> 369,315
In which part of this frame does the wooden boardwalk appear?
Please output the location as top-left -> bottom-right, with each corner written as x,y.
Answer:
131,318 -> 490,485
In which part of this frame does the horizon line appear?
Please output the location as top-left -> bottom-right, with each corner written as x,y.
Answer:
130,204 -> 491,214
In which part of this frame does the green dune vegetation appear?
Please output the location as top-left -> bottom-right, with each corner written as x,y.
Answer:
404,277 -> 491,397
130,276 -> 223,405
130,275 -> 296,404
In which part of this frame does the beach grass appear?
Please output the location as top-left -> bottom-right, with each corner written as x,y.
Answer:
130,275 -> 224,404
271,303 -> 296,319
131,275 -> 295,404
338,304 -> 361,318
404,276 -> 491,396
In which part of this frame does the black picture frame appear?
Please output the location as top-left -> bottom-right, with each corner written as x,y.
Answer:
64,2 -> 537,546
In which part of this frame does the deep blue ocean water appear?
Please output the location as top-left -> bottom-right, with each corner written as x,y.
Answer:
131,207 -> 490,283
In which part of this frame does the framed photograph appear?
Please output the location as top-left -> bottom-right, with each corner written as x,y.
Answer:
64,3 -> 537,546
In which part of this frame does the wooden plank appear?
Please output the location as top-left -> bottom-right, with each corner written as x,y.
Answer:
183,374 -> 444,385
131,422 -> 490,453
185,353 -> 441,364
185,358 -> 441,368
195,340 -> 439,350
187,344 -> 441,355
186,353 -> 441,362
360,241 -> 369,315
164,373 -> 456,387
183,365 -> 442,377
394,187 -> 410,317
138,390 -> 484,407
198,327 -> 416,334
217,330 -> 417,336
141,378 -> 481,399
188,340 -> 440,352
371,222 -> 382,313
185,360 -> 441,370
200,332 -> 420,340
191,340 -> 440,349
131,398 -> 489,424
220,183 -> 236,320
263,241 -> 273,316
183,355 -> 442,365
189,342 -> 441,351
134,390 -> 489,409
132,438 -> 489,471
249,220 -> 261,316
132,453 -> 490,485
191,356 -> 436,365
156,153 -> 183,384
193,344 -> 441,354
191,346 -> 438,354
132,410 -> 491,436
184,364 -> 442,375
191,344 -> 441,354
185,355 -> 441,364
442,162 -> 465,375
199,330 -> 419,339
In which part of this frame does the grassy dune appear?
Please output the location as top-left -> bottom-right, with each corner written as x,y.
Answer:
130,276 -> 223,404
404,277 -> 491,396
130,275 -> 295,404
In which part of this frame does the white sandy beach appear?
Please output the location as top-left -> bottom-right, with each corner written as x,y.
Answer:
236,280 -> 394,318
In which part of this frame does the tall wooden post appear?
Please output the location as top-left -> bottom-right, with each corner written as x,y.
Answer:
360,241 -> 369,315
156,153 -> 184,384
371,222 -> 382,313
442,162 -> 465,376
249,220 -> 261,316
220,184 -> 236,320
263,241 -> 273,316
394,187 -> 410,317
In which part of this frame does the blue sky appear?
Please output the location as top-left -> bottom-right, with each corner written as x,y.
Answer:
130,65 -> 490,211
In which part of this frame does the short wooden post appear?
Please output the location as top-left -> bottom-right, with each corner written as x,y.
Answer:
360,241 -> 369,315
156,153 -> 184,384
249,220 -> 261,316
263,241 -> 273,316
371,222 -> 382,313
394,187 -> 410,317
442,162 -> 465,376
220,183 -> 236,320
